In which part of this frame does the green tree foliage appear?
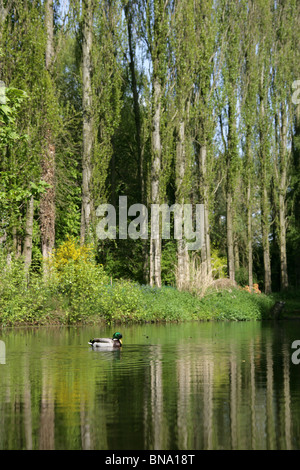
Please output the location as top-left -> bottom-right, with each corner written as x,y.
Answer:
0,0 -> 300,316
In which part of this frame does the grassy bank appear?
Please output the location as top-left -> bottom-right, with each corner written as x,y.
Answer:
0,256 -> 277,327
0,281 -> 275,327
2,242 -> 298,327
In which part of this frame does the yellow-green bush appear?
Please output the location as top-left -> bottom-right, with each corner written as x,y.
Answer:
210,248 -> 227,279
47,237 -> 109,323
49,235 -> 94,272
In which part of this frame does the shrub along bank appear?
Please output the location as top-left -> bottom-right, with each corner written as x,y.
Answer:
0,238 -> 287,327
0,249 -> 275,327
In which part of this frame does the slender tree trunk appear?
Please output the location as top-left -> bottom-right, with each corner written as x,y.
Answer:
199,144 -> 212,280
23,196 -> 34,272
243,23 -> 256,291
261,185 -> 272,294
150,74 -> 162,288
0,0 -> 11,47
0,0 -> 8,24
40,129 -> 55,263
278,106 -> 289,290
12,222 -> 22,258
234,239 -> 239,272
279,185 -> 288,290
259,66 -> 272,294
247,180 -> 253,289
176,119 -> 189,290
244,101 -> 254,289
40,0 -> 55,273
226,191 -> 235,281
226,99 -> 237,282
261,187 -> 272,295
80,0 -> 94,244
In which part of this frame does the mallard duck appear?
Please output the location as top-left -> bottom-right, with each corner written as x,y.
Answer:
88,332 -> 123,348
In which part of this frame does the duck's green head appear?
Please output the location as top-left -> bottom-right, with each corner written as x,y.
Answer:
112,332 -> 122,344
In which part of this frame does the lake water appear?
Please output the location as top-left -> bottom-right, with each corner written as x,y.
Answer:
0,320 -> 300,450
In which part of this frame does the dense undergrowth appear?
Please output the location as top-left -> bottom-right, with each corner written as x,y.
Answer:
0,249 -> 278,328
1,238 -> 297,327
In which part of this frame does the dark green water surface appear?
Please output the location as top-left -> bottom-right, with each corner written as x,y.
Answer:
1,321 -> 300,450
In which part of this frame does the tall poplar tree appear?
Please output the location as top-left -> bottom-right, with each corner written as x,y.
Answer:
1,0 -> 57,271
124,0 -> 148,282
221,0 -> 241,282
80,0 -> 94,243
255,0 -> 273,293
192,0 -> 217,283
40,0 -> 57,271
240,0 -> 259,289
171,0 -> 196,290
271,0 -> 298,291
146,0 -> 169,288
